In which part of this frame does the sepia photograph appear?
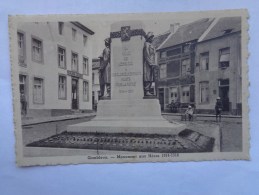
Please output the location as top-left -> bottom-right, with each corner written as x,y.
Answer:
9,10 -> 249,166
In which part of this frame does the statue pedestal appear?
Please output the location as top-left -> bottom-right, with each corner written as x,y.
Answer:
68,99 -> 186,134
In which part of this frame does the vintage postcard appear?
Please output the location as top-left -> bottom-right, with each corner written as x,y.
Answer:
9,9 -> 249,166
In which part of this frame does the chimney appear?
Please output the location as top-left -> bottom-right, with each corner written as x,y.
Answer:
170,23 -> 180,33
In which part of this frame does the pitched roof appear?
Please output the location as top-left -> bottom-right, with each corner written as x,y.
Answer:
201,17 -> 241,41
152,32 -> 171,49
71,22 -> 95,35
158,18 -> 214,50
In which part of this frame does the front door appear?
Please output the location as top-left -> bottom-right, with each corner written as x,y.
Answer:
219,79 -> 230,112
219,86 -> 229,111
159,88 -> 165,111
72,78 -> 79,109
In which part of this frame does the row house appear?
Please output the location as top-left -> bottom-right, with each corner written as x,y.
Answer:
195,17 -> 242,115
18,22 -> 95,117
155,18 -> 214,111
155,17 -> 242,115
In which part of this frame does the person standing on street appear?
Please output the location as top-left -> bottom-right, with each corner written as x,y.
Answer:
215,97 -> 223,122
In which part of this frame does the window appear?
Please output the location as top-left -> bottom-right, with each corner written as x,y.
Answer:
83,81 -> 89,101
83,57 -> 89,75
33,77 -> 44,104
181,58 -> 191,76
219,48 -> 230,68
167,48 -> 181,57
58,46 -> 66,68
58,75 -> 66,99
83,35 -> 88,46
17,32 -> 26,66
181,86 -> 190,103
32,37 -> 43,63
170,87 -> 178,101
71,52 -> 78,72
159,64 -> 167,79
219,79 -> 229,86
183,44 -> 190,53
58,22 -> 64,35
72,28 -> 77,41
160,51 -> 166,59
200,82 -> 209,103
167,60 -> 180,78
223,29 -> 233,35
200,52 -> 209,71
19,75 -> 26,95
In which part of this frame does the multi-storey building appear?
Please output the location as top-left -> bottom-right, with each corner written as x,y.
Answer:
154,17 -> 242,115
17,22 -> 94,117
156,18 -> 214,111
195,17 -> 242,115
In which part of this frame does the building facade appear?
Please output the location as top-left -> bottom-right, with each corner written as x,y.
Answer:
156,18 -> 214,111
195,17 -> 242,115
18,22 -> 94,117
155,17 -> 241,115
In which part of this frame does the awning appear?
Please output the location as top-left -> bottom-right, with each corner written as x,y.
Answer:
220,54 -> 230,62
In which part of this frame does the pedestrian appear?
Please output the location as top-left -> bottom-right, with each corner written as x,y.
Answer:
184,105 -> 194,121
215,97 -> 223,122
170,100 -> 177,113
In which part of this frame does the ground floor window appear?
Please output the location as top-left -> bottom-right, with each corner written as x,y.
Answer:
83,81 -> 89,101
33,77 -> 44,104
58,75 -> 66,99
200,81 -> 209,103
170,87 -> 178,102
181,86 -> 190,103
159,64 -> 167,79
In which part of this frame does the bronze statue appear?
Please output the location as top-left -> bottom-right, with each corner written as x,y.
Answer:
99,38 -> 111,98
143,32 -> 159,97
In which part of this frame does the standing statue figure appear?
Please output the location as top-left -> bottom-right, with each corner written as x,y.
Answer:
143,32 -> 159,97
99,38 -> 111,98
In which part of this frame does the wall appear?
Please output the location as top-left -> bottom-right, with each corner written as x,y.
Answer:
195,33 -> 241,114
18,22 -> 93,114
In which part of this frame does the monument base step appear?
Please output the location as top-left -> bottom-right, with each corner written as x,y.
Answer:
67,117 -> 186,135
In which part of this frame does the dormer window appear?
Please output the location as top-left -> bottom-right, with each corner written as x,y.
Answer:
223,29 -> 233,35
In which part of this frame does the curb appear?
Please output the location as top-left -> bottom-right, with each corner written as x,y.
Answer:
22,114 -> 96,126
162,113 -> 242,119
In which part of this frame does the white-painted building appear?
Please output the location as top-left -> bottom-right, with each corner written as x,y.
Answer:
17,22 -> 95,117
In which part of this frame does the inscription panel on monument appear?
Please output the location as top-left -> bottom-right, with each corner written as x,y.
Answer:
111,37 -> 144,99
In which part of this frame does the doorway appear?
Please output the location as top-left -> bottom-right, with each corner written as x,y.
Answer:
159,88 -> 165,111
219,79 -> 230,112
19,74 -> 27,115
71,78 -> 79,109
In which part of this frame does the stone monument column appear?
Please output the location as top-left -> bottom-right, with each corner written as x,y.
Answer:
110,21 -> 145,100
